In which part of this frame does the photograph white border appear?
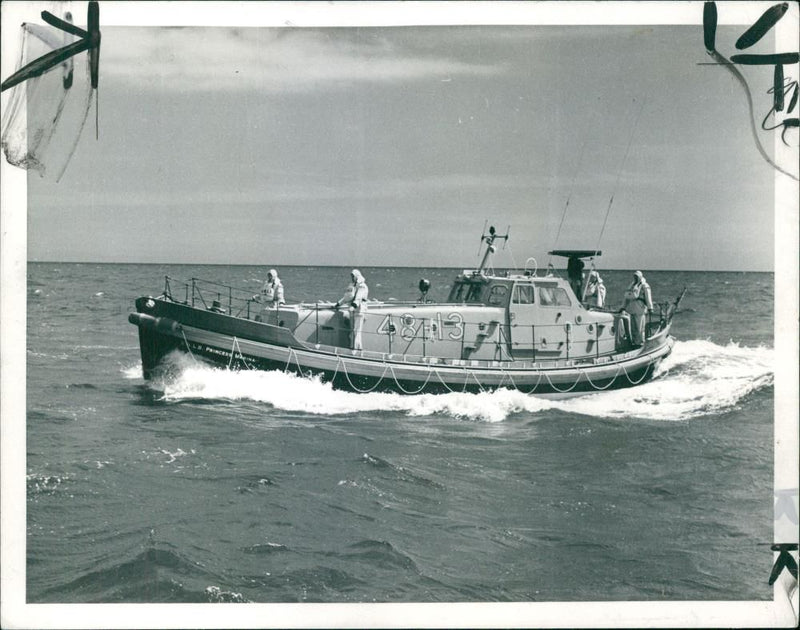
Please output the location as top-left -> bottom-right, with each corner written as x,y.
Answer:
2,2 -> 797,628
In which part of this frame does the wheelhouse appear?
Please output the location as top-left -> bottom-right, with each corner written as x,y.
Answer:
446,272 -> 575,309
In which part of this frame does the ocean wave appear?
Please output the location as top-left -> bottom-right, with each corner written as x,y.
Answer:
204,585 -> 249,603
145,340 -> 772,423
341,539 -> 418,571
38,545 -> 222,603
360,453 -> 445,489
241,542 -> 288,555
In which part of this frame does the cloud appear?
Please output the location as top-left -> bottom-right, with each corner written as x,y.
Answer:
103,26 -> 504,92
31,172 -> 537,210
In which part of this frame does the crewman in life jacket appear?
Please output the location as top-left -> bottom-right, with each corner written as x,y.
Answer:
259,269 -> 285,308
334,269 -> 369,350
622,270 -> 653,346
583,270 -> 606,308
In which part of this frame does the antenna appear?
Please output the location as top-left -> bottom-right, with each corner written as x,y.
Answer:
476,219 -> 489,257
549,139 -> 587,267
594,97 -> 645,253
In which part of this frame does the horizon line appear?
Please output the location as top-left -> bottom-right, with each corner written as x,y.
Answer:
26,260 -> 775,274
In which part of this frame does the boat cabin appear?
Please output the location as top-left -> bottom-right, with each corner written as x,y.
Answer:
203,227 -> 627,365
263,267 -> 622,365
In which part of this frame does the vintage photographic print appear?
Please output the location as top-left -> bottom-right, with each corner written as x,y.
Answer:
1,1 -> 797,628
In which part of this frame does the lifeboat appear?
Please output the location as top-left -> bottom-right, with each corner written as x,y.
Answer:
129,227 -> 683,397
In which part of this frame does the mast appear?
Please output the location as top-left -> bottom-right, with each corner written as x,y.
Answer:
477,225 -> 509,273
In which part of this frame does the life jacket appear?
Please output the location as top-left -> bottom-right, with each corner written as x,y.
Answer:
587,279 -> 606,307
263,278 -> 284,304
351,280 -> 369,311
625,280 -> 652,312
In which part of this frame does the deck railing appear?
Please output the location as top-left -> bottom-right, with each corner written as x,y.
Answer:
163,275 -> 261,320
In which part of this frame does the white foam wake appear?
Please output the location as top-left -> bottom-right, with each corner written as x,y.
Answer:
560,340 -> 774,421
145,340 -> 773,423
121,362 -> 143,380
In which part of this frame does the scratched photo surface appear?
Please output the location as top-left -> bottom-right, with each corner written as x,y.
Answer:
15,10 -> 788,611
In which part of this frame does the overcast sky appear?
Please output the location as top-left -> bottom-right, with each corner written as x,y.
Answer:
10,3 -> 796,270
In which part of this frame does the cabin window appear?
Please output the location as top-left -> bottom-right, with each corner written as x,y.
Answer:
466,283 -> 483,303
553,288 -> 571,306
487,284 -> 508,306
513,284 -> 535,304
450,281 -> 486,303
537,285 -> 571,307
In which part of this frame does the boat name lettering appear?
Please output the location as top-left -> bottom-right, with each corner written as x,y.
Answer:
190,343 -> 232,358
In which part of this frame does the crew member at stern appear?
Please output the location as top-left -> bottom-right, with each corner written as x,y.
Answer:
258,269 -> 285,308
623,270 -> 653,347
335,269 -> 369,350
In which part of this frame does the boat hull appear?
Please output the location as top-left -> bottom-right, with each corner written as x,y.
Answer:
130,297 -> 674,396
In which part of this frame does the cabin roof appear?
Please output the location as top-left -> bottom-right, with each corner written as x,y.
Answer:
456,270 -> 567,284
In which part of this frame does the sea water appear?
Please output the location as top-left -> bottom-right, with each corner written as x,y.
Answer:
25,263 -> 774,602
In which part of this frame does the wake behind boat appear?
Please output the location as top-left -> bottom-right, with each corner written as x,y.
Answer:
129,227 -> 684,396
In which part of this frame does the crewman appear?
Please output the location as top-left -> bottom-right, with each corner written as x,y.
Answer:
622,270 -> 653,346
567,255 -> 585,299
259,269 -> 285,308
334,269 -> 369,350
583,270 -> 606,308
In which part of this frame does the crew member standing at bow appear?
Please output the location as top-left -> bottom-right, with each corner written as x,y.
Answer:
335,269 -> 369,350
259,269 -> 285,308
623,270 -> 653,347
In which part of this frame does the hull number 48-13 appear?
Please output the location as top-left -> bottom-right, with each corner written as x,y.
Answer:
376,312 -> 464,341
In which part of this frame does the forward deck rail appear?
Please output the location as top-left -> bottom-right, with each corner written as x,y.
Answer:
163,275 -> 260,319
159,275 -> 669,362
